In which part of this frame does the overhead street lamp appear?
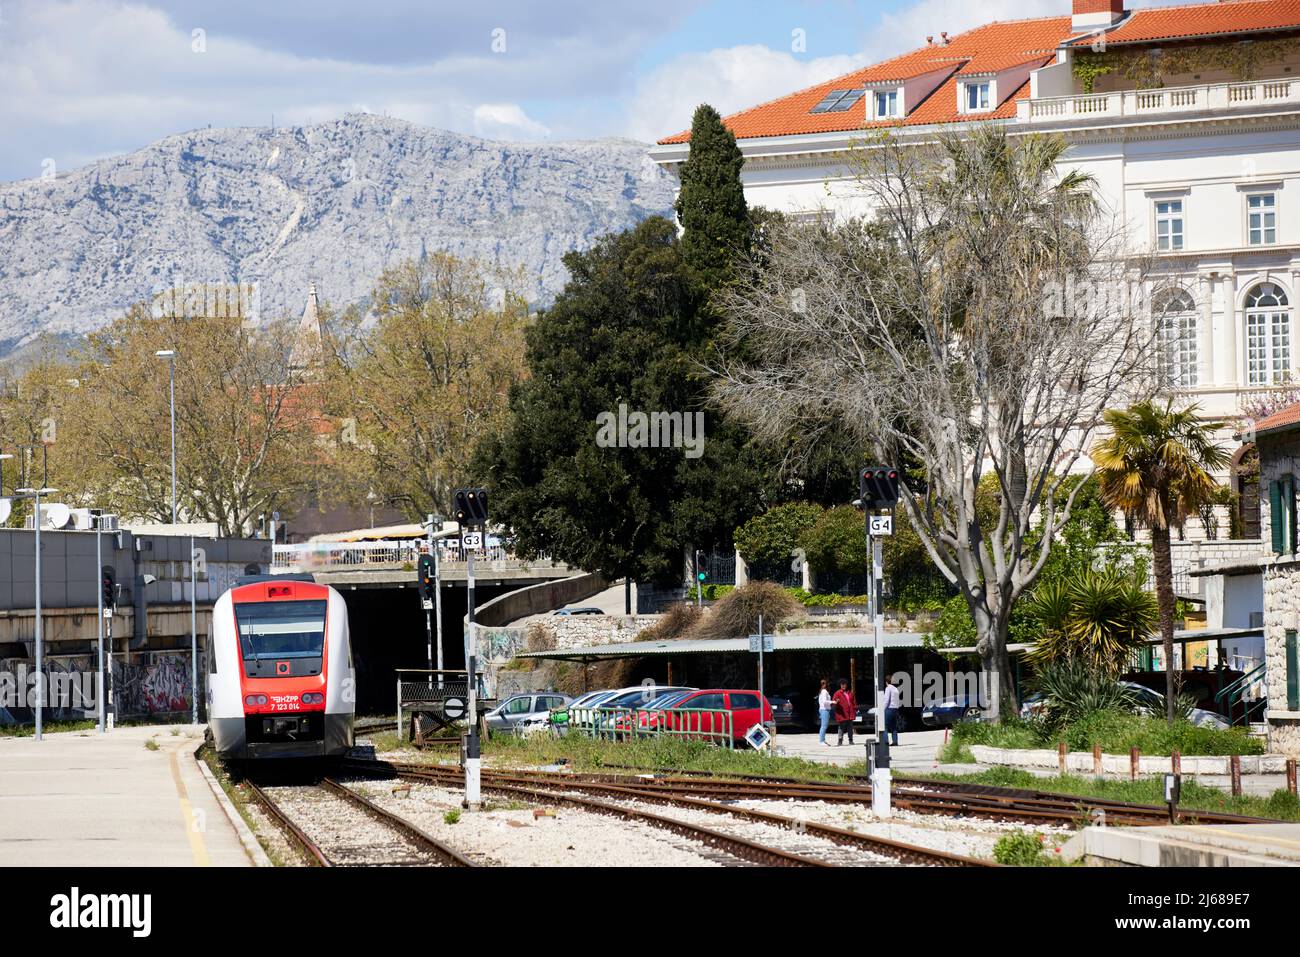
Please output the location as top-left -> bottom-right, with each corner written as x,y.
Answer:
155,350 -> 177,524
15,446 -> 57,742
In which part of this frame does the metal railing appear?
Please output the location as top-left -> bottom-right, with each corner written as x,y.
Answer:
272,539 -> 554,572
565,705 -> 735,749
1213,662 -> 1267,727
396,669 -> 487,741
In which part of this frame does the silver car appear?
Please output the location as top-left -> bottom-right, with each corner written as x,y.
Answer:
485,692 -> 572,735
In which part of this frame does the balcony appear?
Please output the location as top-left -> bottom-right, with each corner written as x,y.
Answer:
1018,78 -> 1300,124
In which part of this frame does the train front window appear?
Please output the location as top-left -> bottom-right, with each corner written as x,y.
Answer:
234,600 -> 327,661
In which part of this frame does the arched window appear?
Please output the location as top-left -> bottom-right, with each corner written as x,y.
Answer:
1154,288 -> 1197,387
1245,282 -> 1292,386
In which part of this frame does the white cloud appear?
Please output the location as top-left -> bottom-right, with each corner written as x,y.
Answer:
473,103 -> 551,140
627,44 -> 868,143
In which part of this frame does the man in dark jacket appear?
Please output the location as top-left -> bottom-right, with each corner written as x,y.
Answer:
832,679 -> 856,747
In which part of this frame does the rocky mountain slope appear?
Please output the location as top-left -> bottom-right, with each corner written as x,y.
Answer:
0,113 -> 677,354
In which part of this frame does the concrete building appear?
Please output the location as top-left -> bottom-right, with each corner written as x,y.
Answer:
649,0 -> 1300,537
0,525 -> 270,724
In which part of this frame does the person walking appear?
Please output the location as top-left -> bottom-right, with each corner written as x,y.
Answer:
883,674 -> 901,747
833,679 -> 857,747
816,678 -> 833,747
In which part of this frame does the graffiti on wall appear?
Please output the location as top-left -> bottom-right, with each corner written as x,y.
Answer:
0,652 -> 194,725
481,628 -> 525,662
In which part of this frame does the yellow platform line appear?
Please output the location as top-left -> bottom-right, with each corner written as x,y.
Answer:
169,745 -> 211,867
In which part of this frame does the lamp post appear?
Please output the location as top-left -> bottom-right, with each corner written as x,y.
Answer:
15,446 -> 57,742
154,350 -> 177,524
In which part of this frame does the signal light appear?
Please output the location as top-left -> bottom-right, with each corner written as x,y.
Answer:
243,694 -> 269,707
302,692 -> 324,705
453,487 -> 490,527
859,466 -> 901,509
101,566 -> 117,611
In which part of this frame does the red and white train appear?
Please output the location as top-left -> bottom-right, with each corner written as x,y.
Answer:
208,576 -> 355,759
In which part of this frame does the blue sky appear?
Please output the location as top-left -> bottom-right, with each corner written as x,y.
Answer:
0,0 -> 1182,182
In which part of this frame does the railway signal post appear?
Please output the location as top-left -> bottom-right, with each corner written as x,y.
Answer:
858,466 -> 900,818
454,488 -> 489,811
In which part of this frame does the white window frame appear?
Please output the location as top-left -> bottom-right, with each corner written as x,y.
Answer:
874,89 -> 899,119
1247,192 -> 1278,246
965,81 -> 991,112
1155,288 -> 1198,388
1245,282 -> 1292,387
1154,199 -> 1185,252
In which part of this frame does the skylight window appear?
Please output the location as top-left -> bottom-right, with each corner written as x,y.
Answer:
809,88 -> 866,114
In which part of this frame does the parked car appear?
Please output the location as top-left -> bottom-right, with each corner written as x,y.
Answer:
921,695 -> 985,728
768,691 -> 803,730
644,689 -> 775,744
1119,681 -> 1229,729
485,692 -> 572,735
589,686 -> 695,735
553,607 -> 605,616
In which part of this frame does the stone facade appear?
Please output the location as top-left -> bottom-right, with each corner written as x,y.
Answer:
1258,427 -> 1300,755
528,615 -> 660,652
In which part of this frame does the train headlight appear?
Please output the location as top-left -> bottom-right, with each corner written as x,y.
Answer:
244,694 -> 269,707
302,692 -> 324,705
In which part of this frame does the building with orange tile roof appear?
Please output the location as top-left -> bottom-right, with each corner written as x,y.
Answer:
650,0 -> 1300,541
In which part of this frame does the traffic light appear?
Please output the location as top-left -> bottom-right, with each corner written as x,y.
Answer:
417,553 -> 436,605
859,466 -> 901,510
695,549 -> 706,582
102,566 -> 117,612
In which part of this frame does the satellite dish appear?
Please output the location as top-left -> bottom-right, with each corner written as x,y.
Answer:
0,499 -> 10,524
44,503 -> 72,529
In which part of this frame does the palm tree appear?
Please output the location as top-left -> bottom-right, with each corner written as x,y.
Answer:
1024,569 -> 1157,675
1092,400 -> 1227,722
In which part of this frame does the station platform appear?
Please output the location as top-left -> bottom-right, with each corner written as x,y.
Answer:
1080,822 -> 1300,867
0,724 -> 254,867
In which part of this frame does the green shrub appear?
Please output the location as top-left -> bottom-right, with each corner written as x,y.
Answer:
1061,709 -> 1263,756
1032,659 -> 1139,728
994,831 -> 1050,866
800,505 -> 868,578
734,502 -> 824,567
1266,789 -> 1300,819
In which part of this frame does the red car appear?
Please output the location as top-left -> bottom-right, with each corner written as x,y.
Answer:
643,689 -> 775,743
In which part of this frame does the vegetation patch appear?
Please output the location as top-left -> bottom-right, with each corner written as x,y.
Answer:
943,711 -> 1263,759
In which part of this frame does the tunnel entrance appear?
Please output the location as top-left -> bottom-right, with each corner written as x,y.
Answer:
340,581 -> 516,716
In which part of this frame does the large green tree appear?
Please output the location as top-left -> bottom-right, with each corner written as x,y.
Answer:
474,217 -> 773,586
675,103 -> 751,292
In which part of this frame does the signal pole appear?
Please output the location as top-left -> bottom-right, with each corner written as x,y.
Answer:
858,465 -> 899,819
96,516 -> 104,733
454,488 -> 488,811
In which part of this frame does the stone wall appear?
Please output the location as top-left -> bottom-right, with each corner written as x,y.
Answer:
1263,558 -> 1300,755
1169,539 -> 1265,597
529,615 -> 660,651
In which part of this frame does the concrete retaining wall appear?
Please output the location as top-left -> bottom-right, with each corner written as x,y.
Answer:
473,572 -> 608,628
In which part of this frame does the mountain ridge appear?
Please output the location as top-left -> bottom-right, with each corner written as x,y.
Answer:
0,112 -> 677,355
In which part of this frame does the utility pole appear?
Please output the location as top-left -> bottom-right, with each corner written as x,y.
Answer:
96,517 -> 104,733
16,447 -> 57,742
190,535 -> 199,725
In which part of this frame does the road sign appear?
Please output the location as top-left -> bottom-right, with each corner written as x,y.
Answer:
461,531 -> 483,549
869,514 -> 893,537
744,723 -> 772,751
443,696 -> 466,721
748,634 -> 775,653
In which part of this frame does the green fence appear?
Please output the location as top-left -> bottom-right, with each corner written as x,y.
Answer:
565,705 -> 735,749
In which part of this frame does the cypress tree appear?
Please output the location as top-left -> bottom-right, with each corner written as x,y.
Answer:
674,103 -> 750,292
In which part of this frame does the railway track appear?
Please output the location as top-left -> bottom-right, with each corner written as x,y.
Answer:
341,757 -> 993,867
594,763 -> 1278,827
245,776 -> 475,867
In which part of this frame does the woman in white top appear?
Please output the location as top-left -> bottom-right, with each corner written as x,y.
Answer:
817,678 -> 833,746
